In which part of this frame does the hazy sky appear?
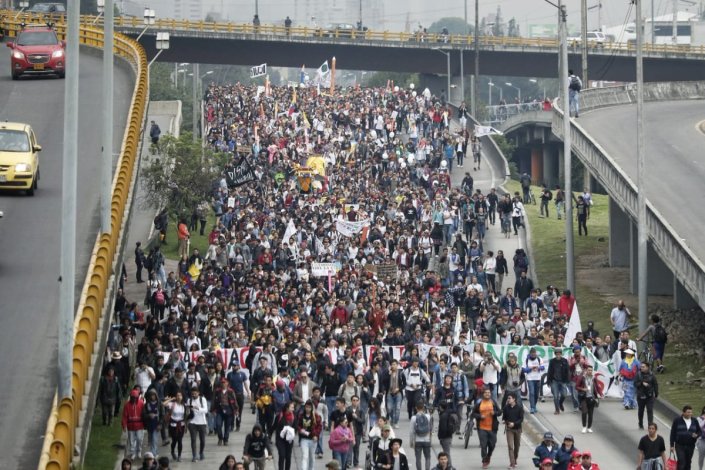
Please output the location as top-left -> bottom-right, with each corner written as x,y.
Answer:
215,1 -> 699,32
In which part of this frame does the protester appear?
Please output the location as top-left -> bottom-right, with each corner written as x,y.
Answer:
670,405 -> 702,470
502,392 -> 524,469
637,422 -> 667,470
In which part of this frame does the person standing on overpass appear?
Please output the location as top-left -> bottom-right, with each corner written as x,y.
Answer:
568,70 -> 583,118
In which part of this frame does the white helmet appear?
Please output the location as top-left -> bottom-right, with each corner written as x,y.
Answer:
440,160 -> 448,169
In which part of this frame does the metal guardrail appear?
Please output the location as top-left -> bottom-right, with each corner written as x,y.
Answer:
8,11 -> 705,57
551,100 -> 705,311
0,12 -> 149,470
484,102 -> 544,126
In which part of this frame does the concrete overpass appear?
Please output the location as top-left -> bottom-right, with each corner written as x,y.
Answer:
498,83 -> 705,310
109,19 -> 705,83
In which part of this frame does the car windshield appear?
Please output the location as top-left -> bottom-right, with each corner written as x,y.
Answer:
0,130 -> 31,152
17,31 -> 59,46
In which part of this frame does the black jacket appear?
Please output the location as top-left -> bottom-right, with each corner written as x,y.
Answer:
501,402 -> 524,430
635,371 -> 658,400
437,409 -> 456,439
546,357 -> 571,384
669,415 -> 701,447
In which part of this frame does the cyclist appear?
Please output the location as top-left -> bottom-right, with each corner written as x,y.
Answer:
637,314 -> 667,373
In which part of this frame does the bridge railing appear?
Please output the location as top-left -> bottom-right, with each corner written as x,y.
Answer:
483,102 -> 545,126
1,11 -> 149,470
9,11 -> 705,56
551,96 -> 705,310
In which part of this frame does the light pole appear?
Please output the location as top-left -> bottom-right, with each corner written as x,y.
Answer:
489,81 -> 502,102
93,0 -> 104,24
473,0 -> 479,117
14,0 -> 28,19
505,82 -> 521,102
136,7 -> 156,42
59,0 -> 80,402
545,0 -> 574,293
255,0 -> 259,16
174,62 -> 188,88
148,31 -> 170,67
488,81 -> 493,107
581,0 -> 588,87
529,78 -> 545,100
100,0 -> 114,233
191,68 -> 213,142
433,48 -> 451,104
635,0 -> 648,332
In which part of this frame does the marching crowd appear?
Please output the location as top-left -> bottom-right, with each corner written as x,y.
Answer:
101,80 -> 705,470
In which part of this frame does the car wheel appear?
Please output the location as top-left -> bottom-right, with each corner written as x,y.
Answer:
27,175 -> 37,196
58,71 -> 65,79
11,71 -> 19,80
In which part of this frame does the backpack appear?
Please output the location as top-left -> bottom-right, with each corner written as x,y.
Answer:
414,412 -> 430,437
448,412 -> 459,432
653,323 -> 668,343
155,290 -> 165,305
517,255 -> 528,270
569,76 -> 582,92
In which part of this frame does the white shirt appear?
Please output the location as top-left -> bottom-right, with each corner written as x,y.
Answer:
188,396 -> 209,425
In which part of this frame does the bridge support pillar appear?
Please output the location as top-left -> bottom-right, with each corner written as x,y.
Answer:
647,244 -> 673,296
531,146 -> 543,185
543,144 -> 557,188
583,172 -> 595,193
673,278 -> 698,309
609,198 -> 630,267
632,238 -> 674,296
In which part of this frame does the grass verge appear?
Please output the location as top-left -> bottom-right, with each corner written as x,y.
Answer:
156,214 -> 217,261
82,408 -> 123,470
506,180 -> 702,408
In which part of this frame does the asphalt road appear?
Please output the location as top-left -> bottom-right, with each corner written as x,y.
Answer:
578,100 -> 705,263
0,48 -> 133,469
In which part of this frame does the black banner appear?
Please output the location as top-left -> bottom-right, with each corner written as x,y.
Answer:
225,159 -> 256,188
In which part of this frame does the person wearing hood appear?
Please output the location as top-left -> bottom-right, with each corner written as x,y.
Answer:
122,388 -> 145,461
555,435 -> 579,470
243,423 -> 273,470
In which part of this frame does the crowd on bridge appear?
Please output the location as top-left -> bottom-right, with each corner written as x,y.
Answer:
101,79 -> 705,470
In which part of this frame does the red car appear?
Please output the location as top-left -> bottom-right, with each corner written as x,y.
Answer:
7,24 -> 65,79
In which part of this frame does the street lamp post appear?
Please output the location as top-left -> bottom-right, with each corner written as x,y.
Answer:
529,78 -> 545,100
93,0 -> 105,24
136,7 -> 156,42
635,0 -> 648,332
14,0 -> 28,19
148,31 -> 170,67
488,81 -> 493,107
489,81 -> 502,102
191,67 -> 213,142
505,82 -> 521,102
100,0 -> 114,233
433,48 -> 451,105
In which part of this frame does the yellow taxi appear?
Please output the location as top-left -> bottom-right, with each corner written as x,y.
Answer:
0,122 -> 41,195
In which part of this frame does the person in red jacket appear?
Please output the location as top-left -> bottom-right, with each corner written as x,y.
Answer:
331,301 -> 349,325
177,218 -> 190,258
556,289 -> 575,319
122,389 -> 145,460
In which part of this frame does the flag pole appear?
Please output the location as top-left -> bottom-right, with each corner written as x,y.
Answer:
330,56 -> 336,95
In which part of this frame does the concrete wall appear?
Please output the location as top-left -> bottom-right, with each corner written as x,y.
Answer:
580,80 -> 705,112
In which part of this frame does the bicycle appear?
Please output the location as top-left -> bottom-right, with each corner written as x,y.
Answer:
637,340 -> 654,370
526,189 -> 537,205
462,400 -> 474,449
